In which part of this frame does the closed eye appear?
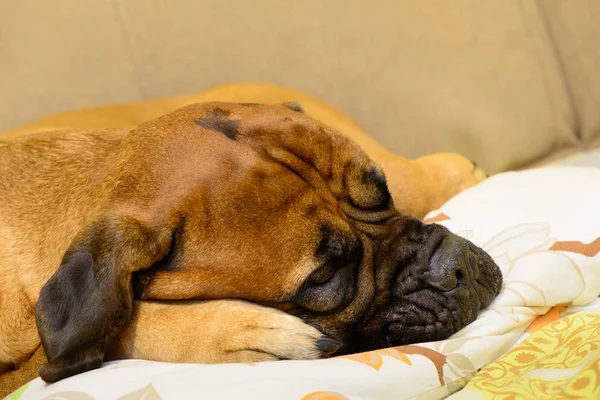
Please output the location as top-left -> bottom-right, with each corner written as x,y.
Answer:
308,264 -> 336,285
346,166 -> 393,214
290,227 -> 361,312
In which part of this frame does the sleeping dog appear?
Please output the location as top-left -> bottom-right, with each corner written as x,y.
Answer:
0,101 -> 502,392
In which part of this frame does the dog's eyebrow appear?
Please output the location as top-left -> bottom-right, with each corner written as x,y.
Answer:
212,107 -> 231,117
194,109 -> 240,140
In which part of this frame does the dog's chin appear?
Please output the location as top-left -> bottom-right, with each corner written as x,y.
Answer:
383,288 -> 482,347
353,245 -> 502,352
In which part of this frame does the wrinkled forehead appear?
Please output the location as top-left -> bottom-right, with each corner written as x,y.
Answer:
176,101 -> 391,210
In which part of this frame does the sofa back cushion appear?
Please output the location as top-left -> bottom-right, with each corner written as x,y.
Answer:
0,0 -> 585,173
541,1 -> 600,148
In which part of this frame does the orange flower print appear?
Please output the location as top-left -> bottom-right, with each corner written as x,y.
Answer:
526,306 -> 568,333
424,212 -> 450,224
339,348 -> 411,371
301,391 -> 350,400
341,351 -> 383,371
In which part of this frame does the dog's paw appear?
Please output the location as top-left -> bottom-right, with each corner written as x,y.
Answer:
214,301 -> 341,363
110,300 -> 341,365
416,153 -> 487,212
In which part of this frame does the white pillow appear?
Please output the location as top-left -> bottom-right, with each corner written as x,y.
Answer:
426,166 -> 600,309
10,167 -> 600,400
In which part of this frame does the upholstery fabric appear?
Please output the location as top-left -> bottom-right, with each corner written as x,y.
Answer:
1,0 -> 592,173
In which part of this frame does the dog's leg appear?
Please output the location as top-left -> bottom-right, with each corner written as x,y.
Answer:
0,291 -> 40,374
378,153 -> 487,219
0,300 -> 336,397
107,300 -> 340,364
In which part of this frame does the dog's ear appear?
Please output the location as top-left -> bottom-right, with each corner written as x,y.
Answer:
35,215 -> 173,383
280,102 -> 305,113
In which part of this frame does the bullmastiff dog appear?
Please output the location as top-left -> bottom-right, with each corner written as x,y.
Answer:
0,86 -> 501,396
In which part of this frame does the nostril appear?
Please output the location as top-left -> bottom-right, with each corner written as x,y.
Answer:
455,269 -> 465,285
423,265 -> 468,292
468,251 -> 480,279
425,234 -> 474,291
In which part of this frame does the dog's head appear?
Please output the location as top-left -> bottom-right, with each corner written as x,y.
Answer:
35,102 -> 501,382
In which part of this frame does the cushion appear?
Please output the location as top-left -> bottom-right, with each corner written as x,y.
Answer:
451,299 -> 600,399
541,1 -> 600,148
8,167 -> 600,400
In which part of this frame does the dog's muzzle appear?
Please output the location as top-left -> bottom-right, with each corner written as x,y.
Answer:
354,223 -> 502,351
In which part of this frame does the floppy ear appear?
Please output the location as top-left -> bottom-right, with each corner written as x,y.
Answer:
35,215 -> 173,383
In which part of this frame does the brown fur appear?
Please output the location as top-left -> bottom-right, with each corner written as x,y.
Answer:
0,84 -> 486,396
4,83 -> 486,218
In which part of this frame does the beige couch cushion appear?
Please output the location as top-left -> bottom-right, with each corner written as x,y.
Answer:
540,1 -> 600,148
0,1 -> 143,132
0,0 -> 580,174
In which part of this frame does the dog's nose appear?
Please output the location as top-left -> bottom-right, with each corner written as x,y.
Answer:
424,235 -> 472,291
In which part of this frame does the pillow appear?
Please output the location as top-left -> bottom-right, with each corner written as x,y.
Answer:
9,167 -> 600,400
450,297 -> 600,399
